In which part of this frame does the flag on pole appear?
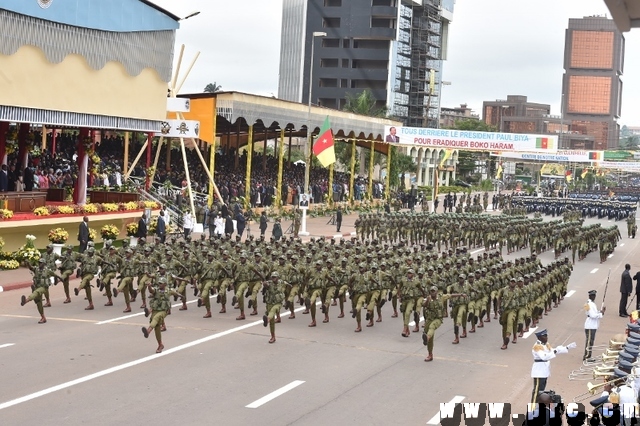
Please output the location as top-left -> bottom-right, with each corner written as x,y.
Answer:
313,116 -> 336,167
439,149 -> 453,168
495,163 -> 503,179
581,168 -> 589,179
565,170 -> 573,182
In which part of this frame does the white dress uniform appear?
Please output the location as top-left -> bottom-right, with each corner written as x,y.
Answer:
584,296 -> 604,360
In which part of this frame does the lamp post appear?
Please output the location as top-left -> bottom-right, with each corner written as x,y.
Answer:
300,31 -> 326,236
180,11 -> 201,20
436,81 -> 451,129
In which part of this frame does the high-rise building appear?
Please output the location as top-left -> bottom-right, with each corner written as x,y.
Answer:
562,16 -> 624,150
277,0 -> 454,127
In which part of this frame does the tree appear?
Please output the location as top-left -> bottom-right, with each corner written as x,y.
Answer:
335,140 -> 360,172
446,118 -> 497,132
620,134 -> 640,149
390,147 -> 416,189
204,82 -> 222,93
342,89 -> 388,118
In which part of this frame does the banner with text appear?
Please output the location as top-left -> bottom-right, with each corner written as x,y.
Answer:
596,161 -> 640,172
384,126 -> 558,153
491,150 -> 603,163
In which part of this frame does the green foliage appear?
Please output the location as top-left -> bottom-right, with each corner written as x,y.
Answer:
334,140 -> 359,171
390,146 -> 416,189
204,82 -> 222,93
446,119 -> 497,132
456,151 -> 476,177
342,89 -> 387,117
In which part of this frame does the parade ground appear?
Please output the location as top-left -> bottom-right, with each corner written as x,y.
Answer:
0,210 -> 636,425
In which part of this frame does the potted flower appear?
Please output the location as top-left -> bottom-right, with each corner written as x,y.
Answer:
48,228 -> 69,255
88,228 -> 98,242
100,224 -> 119,241
126,222 -> 140,246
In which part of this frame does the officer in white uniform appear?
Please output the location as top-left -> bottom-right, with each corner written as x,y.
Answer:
531,329 -> 576,403
584,289 -> 606,361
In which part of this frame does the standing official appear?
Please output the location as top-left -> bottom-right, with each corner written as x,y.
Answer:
583,289 -> 605,361
336,208 -> 343,233
531,329 -> 576,403
78,216 -> 89,253
620,264 -> 633,317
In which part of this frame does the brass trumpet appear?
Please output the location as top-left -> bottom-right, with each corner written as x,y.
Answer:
573,379 -> 616,402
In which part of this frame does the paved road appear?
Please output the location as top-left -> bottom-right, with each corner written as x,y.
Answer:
0,214 -> 636,425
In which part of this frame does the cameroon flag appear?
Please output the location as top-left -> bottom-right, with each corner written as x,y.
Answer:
313,116 -> 336,167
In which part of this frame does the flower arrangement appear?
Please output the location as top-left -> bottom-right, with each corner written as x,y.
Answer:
102,203 -> 119,212
82,204 -> 99,214
57,205 -> 75,214
14,246 -> 40,265
124,201 -> 138,211
0,209 -> 13,219
143,201 -> 159,209
0,260 -> 19,270
100,224 -> 119,240
30,146 -> 42,158
148,217 -> 158,234
25,234 -> 36,248
33,206 -> 51,216
88,228 -> 98,241
0,236 -> 4,250
126,222 -> 138,237
48,228 -> 69,244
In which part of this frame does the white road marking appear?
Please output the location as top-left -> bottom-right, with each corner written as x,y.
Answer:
470,248 -> 484,254
0,286 -> 3,293
96,297 -> 205,325
621,244 -> 625,247
409,316 -> 424,327
564,290 -> 576,298
522,327 -> 538,339
427,395 -> 466,424
245,380 -> 305,408
0,305 -> 307,411
0,343 -> 15,349
608,254 -> 614,259
590,268 -> 599,274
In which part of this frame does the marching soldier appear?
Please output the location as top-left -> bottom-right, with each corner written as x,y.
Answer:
422,285 -> 464,362
447,274 -> 469,344
58,245 -> 77,304
113,249 -> 137,313
141,276 -> 183,353
20,258 -> 60,324
74,247 -> 99,310
262,271 -> 286,343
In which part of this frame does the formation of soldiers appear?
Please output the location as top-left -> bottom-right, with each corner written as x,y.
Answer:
512,196 -> 637,221
20,216 -> 574,357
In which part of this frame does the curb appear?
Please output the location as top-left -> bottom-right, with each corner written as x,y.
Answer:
0,282 -> 33,293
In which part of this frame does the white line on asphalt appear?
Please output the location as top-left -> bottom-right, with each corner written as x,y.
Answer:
0,286 -> 3,293
96,298 -> 203,325
426,395 -> 466,425
621,244 -> 625,247
590,268 -> 599,274
0,304 -> 308,411
564,290 -> 576,298
0,343 -> 15,349
470,248 -> 484,255
608,254 -> 614,259
245,380 -> 305,408
522,327 -> 538,339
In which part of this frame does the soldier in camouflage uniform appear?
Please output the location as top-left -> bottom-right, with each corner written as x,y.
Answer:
142,276 -> 183,353
20,258 -> 60,324
262,271 -> 287,343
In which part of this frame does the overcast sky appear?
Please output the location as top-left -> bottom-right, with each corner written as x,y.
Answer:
153,0 -> 640,126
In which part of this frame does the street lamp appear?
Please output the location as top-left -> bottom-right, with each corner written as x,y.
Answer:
180,11 -> 201,20
300,31 -> 326,236
436,81 -> 451,129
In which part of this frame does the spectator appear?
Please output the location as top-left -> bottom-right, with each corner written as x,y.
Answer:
183,211 -> 194,240
156,210 -> 166,243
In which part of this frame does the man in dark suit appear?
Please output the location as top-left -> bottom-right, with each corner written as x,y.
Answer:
620,264 -> 633,317
7,164 -> 16,191
0,165 -> 8,192
336,207 -> 342,232
136,213 -> 147,239
78,216 -> 89,253
156,210 -> 166,243
23,165 -> 34,191
385,127 -> 399,143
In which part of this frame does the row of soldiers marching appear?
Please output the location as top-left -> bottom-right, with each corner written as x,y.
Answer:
512,196 -> 636,221
21,231 -> 572,356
